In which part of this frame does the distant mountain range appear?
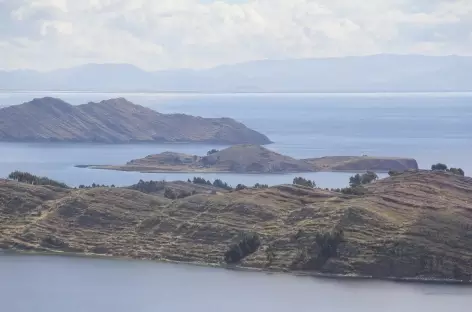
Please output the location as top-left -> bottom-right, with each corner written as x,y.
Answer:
2,54 -> 472,92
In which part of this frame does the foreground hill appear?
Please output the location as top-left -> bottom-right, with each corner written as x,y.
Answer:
79,145 -> 418,174
0,97 -> 271,144
1,170 -> 471,282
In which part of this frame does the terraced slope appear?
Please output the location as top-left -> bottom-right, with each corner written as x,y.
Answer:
0,170 -> 471,281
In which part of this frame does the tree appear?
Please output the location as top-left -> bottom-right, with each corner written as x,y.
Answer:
8,171 -> 69,188
349,172 -> 378,187
449,168 -> 465,176
254,183 -> 269,189
224,232 -> 261,264
293,177 -> 316,188
236,184 -> 247,191
207,149 -> 219,156
431,163 -> 448,171
213,179 -> 232,190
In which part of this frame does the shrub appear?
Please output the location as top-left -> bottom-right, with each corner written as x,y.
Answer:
235,184 -> 247,191
192,177 -> 212,185
212,179 -> 233,190
8,171 -> 69,188
130,180 -> 166,193
349,171 -> 378,187
388,170 -> 400,177
431,163 -> 448,171
448,168 -> 465,176
224,232 -> 261,264
315,230 -> 344,259
207,149 -> 220,156
340,186 -> 367,196
293,177 -> 316,188
254,183 -> 269,189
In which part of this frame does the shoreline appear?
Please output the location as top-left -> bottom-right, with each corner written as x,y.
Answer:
2,249 -> 470,286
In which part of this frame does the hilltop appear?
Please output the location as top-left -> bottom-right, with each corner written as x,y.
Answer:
0,97 -> 271,145
78,145 -> 418,174
1,170 -> 472,282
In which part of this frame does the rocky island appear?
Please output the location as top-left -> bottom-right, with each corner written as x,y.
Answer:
78,145 -> 419,173
0,170 -> 471,282
0,97 -> 271,145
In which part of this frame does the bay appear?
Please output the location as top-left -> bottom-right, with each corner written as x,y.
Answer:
1,254 -> 471,312
0,92 -> 471,188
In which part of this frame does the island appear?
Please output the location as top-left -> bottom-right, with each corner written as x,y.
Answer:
0,97 -> 271,145
0,169 -> 471,282
77,145 -> 419,173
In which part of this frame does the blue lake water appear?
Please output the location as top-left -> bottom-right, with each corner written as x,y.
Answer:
0,92 -> 471,188
1,254 -> 472,312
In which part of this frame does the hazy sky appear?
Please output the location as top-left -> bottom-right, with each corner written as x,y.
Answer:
1,0 -> 471,71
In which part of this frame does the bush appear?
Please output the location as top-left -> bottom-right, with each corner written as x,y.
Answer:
340,186 -> 367,196
130,180 -> 166,193
254,183 -> 269,189
349,171 -> 378,187
192,177 -> 212,185
315,230 -> 344,259
388,170 -> 400,177
235,184 -> 247,191
224,232 -> 261,264
293,177 -> 316,188
8,171 -> 69,188
212,179 -> 233,190
431,164 -> 465,176
431,163 -> 448,171
207,149 -> 220,156
448,168 -> 465,176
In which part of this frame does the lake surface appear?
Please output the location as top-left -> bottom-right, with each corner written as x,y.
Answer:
1,254 -> 471,312
0,92 -> 471,188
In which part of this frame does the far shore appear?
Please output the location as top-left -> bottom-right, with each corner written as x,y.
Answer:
74,164 -> 395,174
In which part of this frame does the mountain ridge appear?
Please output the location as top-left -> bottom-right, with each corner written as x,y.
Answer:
0,97 -> 271,144
1,54 -> 472,92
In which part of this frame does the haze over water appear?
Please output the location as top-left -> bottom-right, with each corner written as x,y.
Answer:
0,92 -> 471,188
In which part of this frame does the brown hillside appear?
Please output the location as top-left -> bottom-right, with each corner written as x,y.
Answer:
1,170 -> 472,281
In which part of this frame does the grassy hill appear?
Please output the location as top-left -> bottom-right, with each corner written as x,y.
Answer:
1,170 -> 471,281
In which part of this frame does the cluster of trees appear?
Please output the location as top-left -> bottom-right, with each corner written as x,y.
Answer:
293,177 -> 316,188
253,183 -> 269,189
189,177 -> 268,191
431,163 -> 465,176
130,180 -> 166,193
8,171 -> 69,188
224,232 -> 261,264
349,171 -> 378,187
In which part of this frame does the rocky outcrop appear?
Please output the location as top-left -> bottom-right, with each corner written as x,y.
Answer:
0,97 -> 271,145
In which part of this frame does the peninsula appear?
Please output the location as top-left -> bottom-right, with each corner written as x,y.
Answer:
77,145 -> 419,173
0,97 -> 271,145
1,170 -> 471,282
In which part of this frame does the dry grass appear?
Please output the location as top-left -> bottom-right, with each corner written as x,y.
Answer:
1,170 -> 472,280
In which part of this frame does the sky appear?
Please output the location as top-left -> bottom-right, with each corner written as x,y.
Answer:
0,0 -> 471,71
